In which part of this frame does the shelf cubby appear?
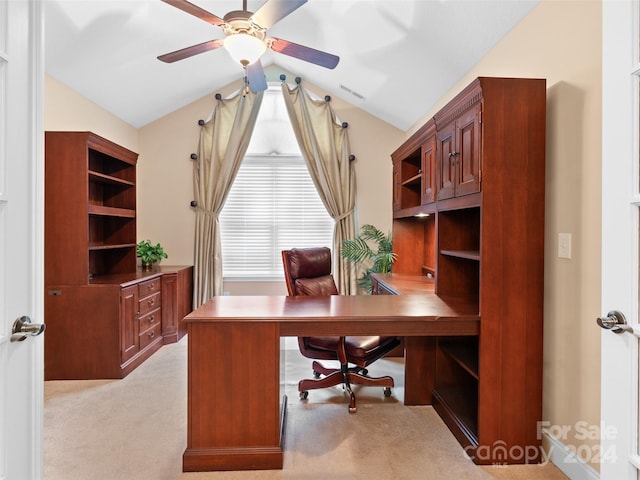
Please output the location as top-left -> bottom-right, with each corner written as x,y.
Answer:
433,338 -> 479,444
88,147 -> 136,183
439,337 -> 479,379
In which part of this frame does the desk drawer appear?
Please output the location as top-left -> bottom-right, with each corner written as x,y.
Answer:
139,320 -> 161,350
139,291 -> 161,316
139,278 -> 161,298
139,308 -> 161,332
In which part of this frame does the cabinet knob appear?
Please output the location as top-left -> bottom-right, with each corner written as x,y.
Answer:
148,299 -> 155,306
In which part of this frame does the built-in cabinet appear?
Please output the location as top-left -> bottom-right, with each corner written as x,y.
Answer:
435,103 -> 481,200
376,77 -> 546,464
44,131 -> 193,380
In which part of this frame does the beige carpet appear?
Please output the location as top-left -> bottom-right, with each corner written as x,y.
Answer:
44,337 -> 567,480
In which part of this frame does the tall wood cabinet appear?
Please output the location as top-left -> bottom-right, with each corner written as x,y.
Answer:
377,78 -> 546,464
44,132 -> 193,380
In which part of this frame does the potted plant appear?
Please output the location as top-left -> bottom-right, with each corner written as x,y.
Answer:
340,224 -> 396,293
136,240 -> 168,270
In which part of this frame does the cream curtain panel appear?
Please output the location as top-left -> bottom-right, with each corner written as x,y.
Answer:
193,89 -> 264,307
281,79 -> 357,295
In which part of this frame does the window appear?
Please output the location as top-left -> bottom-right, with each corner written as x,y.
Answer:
219,88 -> 334,279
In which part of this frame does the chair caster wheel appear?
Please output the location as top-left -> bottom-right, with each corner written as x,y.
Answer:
361,368 -> 368,376
348,392 -> 356,413
313,370 -> 321,379
300,390 -> 309,400
384,387 -> 392,398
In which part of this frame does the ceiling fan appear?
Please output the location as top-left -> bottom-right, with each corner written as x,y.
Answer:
158,0 -> 340,92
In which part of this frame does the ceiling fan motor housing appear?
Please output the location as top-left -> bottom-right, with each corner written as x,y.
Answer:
222,10 -> 266,41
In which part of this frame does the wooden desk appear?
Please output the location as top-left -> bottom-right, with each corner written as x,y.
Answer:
183,294 -> 479,472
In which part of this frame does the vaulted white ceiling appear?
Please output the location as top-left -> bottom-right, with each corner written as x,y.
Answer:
44,0 -> 539,130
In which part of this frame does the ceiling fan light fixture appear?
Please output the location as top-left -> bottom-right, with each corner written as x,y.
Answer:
224,33 -> 266,66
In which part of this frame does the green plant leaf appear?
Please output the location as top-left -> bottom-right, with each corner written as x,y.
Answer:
340,224 -> 395,293
136,239 -> 168,265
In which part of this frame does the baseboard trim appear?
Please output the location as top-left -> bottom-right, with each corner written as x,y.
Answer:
182,446 -> 283,472
542,429 -> 599,480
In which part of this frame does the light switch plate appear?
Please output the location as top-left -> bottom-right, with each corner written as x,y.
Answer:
558,233 -> 572,259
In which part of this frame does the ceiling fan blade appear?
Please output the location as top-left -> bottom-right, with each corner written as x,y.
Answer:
157,39 -> 224,63
251,0 -> 308,29
268,37 -> 339,69
161,0 -> 225,27
246,60 -> 268,92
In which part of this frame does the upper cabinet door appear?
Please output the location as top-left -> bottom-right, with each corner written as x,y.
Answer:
436,104 -> 482,201
456,104 -> 481,198
421,136 -> 437,205
437,120 -> 456,200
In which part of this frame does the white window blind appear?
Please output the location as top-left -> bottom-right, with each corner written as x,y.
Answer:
220,155 -> 334,279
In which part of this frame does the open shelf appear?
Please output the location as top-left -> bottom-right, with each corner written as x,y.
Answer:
440,250 -> 480,261
432,388 -> 479,448
88,146 -> 136,182
434,335 -> 479,445
89,170 -> 135,186
88,243 -> 137,251
439,337 -> 479,379
402,173 -> 422,188
88,205 -> 136,217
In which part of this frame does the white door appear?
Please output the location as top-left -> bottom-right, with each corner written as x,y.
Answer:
600,1 -> 640,479
0,1 -> 45,479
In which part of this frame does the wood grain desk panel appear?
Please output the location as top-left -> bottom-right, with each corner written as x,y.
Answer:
183,294 -> 479,472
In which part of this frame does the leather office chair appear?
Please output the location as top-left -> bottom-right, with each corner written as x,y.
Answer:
281,246 -> 401,413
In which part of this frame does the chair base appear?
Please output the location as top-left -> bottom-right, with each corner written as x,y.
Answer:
299,360 -> 394,413
311,360 -> 368,378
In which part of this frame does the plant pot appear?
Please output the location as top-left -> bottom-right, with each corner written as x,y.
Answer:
141,262 -> 154,271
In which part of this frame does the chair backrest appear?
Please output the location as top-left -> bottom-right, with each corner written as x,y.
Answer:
281,247 -> 339,297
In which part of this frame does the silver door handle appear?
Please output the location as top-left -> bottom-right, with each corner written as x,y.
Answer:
11,315 -> 45,342
596,310 -> 637,335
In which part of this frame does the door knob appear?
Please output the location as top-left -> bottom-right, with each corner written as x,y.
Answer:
11,315 -> 46,342
596,310 -> 633,334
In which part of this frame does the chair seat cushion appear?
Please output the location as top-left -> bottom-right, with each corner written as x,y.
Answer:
345,335 -> 399,359
306,335 -> 399,360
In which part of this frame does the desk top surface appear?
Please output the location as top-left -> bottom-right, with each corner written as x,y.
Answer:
186,294 -> 480,336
